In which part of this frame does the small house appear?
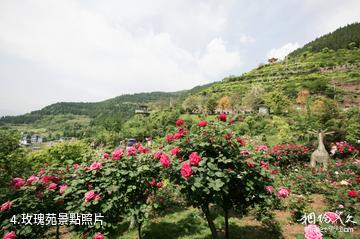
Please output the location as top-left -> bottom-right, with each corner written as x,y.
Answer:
268,58 -> 278,64
31,134 -> 43,144
135,105 -> 150,116
258,105 -> 269,115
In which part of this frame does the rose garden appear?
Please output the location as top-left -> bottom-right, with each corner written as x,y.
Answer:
1,114 -> 359,239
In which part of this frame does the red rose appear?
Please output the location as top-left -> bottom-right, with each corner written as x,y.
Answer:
224,133 -> 232,140
355,177 -> 360,183
102,153 -> 109,159
170,147 -> 181,156
176,119 -> 185,127
198,120 -> 207,127
189,152 -> 202,166
348,191 -> 358,198
181,162 -> 193,178
150,179 -> 156,186
160,153 -> 171,168
236,137 -> 246,146
218,113 -> 227,122
156,182 -> 163,188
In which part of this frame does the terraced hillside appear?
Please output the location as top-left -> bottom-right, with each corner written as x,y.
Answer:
201,48 -> 360,107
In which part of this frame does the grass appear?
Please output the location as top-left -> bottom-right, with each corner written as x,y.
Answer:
116,207 -> 281,239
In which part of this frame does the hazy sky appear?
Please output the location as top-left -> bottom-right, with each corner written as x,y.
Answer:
1,0 -> 360,116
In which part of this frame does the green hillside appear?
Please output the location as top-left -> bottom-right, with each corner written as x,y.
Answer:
1,24 -> 360,144
289,22 -> 360,57
198,48 -> 360,108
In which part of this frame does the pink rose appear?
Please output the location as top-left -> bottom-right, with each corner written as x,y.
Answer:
265,186 -> 274,194
0,201 -> 12,212
170,147 -> 181,156
304,224 -> 323,239
138,145 -> 150,154
246,162 -> 255,167
3,231 -> 16,239
153,151 -> 162,160
84,191 -> 96,203
218,113 -> 227,122
102,153 -> 110,159
189,152 -> 202,166
59,184 -> 68,194
127,146 -> 137,156
277,187 -> 290,198
156,182 -> 163,188
198,120 -> 207,127
323,212 -> 338,223
93,232 -> 105,239
94,194 -> 101,202
112,149 -> 123,160
176,119 -> 185,127
26,175 -> 39,185
10,177 -> 25,189
150,179 -> 156,186
47,183 -> 57,190
165,134 -> 174,143
40,175 -> 53,184
160,153 -> 171,168
173,129 -> 186,139
89,161 -> 102,171
255,145 -> 268,151
181,162 -> 193,179
73,163 -> 79,169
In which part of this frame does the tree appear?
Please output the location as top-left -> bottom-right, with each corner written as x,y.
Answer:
242,84 -> 265,111
296,89 -> 310,106
182,95 -> 202,114
206,96 -> 218,115
217,96 -> 231,112
264,91 -> 291,114
0,129 -> 33,195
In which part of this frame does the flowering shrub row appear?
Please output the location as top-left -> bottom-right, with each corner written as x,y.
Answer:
0,115 -> 299,239
268,144 -> 310,168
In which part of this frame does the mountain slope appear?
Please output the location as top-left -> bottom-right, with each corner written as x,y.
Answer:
0,83 -> 213,125
289,22 -> 360,57
199,48 -> 360,107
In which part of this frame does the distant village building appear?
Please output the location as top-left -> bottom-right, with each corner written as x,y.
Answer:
135,105 -> 150,116
31,134 -> 43,144
20,135 -> 31,146
258,105 -> 269,115
20,134 -> 43,145
268,57 -> 278,64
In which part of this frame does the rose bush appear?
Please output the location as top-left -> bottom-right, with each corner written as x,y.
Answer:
268,144 -> 310,169
160,117 -> 279,239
